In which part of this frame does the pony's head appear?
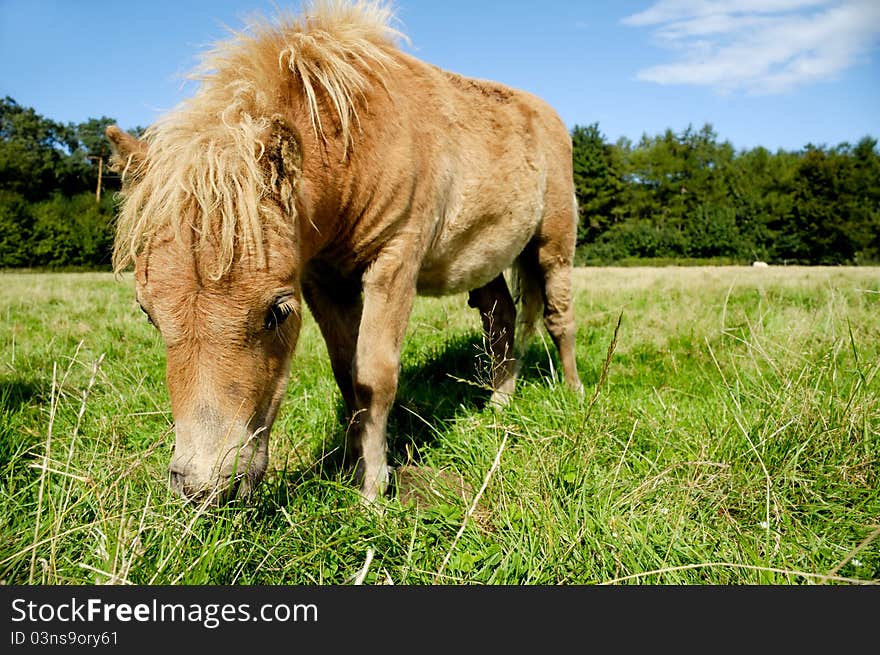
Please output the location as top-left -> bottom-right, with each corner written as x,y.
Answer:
107,114 -> 304,504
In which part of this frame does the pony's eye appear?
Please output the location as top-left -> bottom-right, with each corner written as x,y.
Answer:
264,302 -> 292,330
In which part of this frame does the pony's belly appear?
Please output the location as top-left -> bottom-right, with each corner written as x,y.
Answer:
416,220 -> 535,296
417,257 -> 503,296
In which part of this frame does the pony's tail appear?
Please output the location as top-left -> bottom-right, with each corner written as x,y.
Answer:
510,257 -> 544,367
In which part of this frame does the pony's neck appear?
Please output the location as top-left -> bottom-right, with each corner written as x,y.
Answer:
289,116 -> 363,264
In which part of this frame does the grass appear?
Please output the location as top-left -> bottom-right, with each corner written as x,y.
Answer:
0,266 -> 877,585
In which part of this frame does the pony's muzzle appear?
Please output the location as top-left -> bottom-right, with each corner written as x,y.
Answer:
167,416 -> 270,505
168,465 -> 263,505
168,444 -> 267,505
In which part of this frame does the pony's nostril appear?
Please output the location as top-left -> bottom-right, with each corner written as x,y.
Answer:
169,469 -> 198,502
168,468 -> 237,505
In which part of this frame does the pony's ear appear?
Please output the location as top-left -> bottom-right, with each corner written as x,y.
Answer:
266,118 -> 302,215
105,125 -> 146,176
267,117 -> 303,184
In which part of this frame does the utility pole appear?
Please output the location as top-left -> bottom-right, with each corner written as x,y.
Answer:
88,154 -> 103,203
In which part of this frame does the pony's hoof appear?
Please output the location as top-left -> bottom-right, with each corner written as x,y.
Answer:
488,390 -> 512,410
357,464 -> 391,510
488,377 -> 516,410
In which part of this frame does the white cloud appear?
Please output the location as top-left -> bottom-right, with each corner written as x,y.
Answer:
623,0 -> 880,93
622,0 -> 831,27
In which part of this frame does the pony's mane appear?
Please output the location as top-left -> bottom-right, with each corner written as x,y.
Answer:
113,0 -> 403,277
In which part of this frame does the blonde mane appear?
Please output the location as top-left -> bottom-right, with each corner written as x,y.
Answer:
112,0 -> 403,278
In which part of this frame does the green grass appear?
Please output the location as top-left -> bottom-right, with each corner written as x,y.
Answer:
0,266 -> 878,584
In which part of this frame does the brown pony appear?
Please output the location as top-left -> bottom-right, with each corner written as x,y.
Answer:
107,0 -> 583,504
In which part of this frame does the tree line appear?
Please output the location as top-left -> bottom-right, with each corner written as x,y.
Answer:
572,123 -> 880,265
1,96 -> 878,269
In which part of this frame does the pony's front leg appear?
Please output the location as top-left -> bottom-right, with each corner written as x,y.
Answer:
348,247 -> 418,502
302,264 -> 363,417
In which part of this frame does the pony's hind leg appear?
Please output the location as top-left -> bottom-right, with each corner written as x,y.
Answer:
541,261 -> 583,395
468,274 -> 517,408
522,213 -> 584,396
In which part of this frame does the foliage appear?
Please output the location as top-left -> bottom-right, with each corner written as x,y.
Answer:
0,97 -> 122,269
29,193 -> 116,268
0,191 -> 33,267
573,124 -> 880,266
571,123 -> 625,243
0,97 -> 79,201
1,96 -> 878,268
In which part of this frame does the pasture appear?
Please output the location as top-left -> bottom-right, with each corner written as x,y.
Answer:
0,266 -> 877,584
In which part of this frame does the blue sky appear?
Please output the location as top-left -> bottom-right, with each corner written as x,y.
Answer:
1,0 -> 878,151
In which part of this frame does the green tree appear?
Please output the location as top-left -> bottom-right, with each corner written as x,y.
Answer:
773,144 -> 874,264
0,191 -> 34,267
728,146 -> 797,262
0,96 -> 79,200
0,98 -> 128,268
571,123 -> 624,243
849,137 -> 880,263
29,193 -> 115,268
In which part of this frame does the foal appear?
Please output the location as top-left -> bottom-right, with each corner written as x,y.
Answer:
108,1 -> 582,504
